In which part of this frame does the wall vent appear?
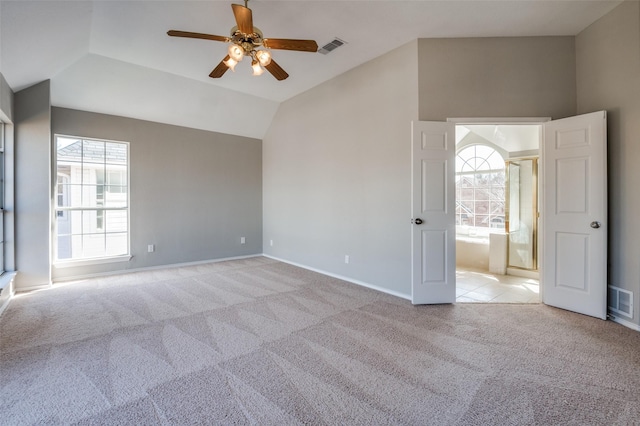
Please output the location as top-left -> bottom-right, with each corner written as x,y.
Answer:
318,38 -> 347,55
608,285 -> 633,318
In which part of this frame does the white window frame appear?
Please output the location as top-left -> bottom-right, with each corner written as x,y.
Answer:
455,144 -> 506,242
54,135 -> 131,266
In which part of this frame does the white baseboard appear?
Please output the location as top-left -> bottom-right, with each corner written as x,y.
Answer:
263,254 -> 411,301
16,283 -> 52,293
52,254 -> 263,283
608,314 -> 640,332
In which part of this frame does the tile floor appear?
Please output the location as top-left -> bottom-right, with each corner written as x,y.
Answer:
456,267 -> 540,303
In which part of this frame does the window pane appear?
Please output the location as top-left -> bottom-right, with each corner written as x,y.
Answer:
475,215 -> 490,227
460,200 -> 474,214
71,235 -> 82,258
82,210 -> 100,234
106,233 -> 128,256
106,210 -> 128,233
105,187 -> 127,207
68,167 -> 83,185
82,234 -> 105,258
57,137 -> 83,163
82,140 -> 105,164
106,168 -> 127,186
56,212 -> 70,234
475,201 -> 489,214
475,188 -> 490,200
57,185 -> 72,207
475,145 -> 494,160
81,185 -> 102,207
487,152 -> 505,170
457,146 -> 474,161
57,235 -> 72,260
105,142 -> 127,165
94,164 -> 105,184
70,211 -> 83,234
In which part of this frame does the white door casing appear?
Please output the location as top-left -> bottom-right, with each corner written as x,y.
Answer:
411,121 -> 456,304
542,111 -> 607,319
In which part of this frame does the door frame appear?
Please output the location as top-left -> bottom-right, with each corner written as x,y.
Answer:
447,117 -> 550,300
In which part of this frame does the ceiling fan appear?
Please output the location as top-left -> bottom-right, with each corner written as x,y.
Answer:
167,0 -> 318,81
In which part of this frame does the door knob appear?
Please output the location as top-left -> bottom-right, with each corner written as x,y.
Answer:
413,218 -> 423,225
590,221 -> 601,229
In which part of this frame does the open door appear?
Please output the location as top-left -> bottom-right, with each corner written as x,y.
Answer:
542,111 -> 607,319
411,121 -> 456,304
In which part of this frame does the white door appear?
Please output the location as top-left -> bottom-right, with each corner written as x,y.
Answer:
542,111 -> 607,319
411,121 -> 456,304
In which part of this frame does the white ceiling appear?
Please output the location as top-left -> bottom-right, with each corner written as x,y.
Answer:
0,0 -> 622,139
459,124 -> 541,154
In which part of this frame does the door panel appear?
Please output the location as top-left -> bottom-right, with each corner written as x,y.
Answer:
411,121 -> 455,304
542,111 -> 607,319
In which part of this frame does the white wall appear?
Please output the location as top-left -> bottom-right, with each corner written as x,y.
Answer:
263,41 -> 419,298
576,0 -> 640,327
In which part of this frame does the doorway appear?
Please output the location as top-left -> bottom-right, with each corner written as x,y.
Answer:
453,123 -> 540,303
411,112 -> 607,318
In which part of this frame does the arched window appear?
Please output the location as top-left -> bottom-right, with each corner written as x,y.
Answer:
456,145 -> 505,237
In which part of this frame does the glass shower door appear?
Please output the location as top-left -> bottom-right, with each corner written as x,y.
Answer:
506,158 -> 537,271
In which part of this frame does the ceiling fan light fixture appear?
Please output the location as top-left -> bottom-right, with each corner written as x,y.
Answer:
228,44 -> 244,62
223,56 -> 239,71
251,59 -> 264,76
255,50 -> 272,67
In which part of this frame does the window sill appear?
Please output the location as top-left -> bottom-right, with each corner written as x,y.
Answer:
54,255 -> 132,269
0,271 -> 17,292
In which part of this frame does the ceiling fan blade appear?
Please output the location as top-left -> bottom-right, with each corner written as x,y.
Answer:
265,59 -> 289,81
231,4 -> 253,35
263,39 -> 318,52
209,56 -> 230,78
167,30 -> 228,42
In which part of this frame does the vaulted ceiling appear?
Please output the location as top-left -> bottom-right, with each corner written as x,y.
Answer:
0,1 -> 621,138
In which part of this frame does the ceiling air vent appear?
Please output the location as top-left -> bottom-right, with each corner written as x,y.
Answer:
318,38 -> 347,55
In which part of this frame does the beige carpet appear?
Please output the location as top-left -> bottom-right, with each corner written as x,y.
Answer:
1,256 -> 640,425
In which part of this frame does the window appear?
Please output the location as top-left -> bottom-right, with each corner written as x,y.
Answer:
55,136 -> 129,261
0,122 -> 4,273
456,144 -> 505,239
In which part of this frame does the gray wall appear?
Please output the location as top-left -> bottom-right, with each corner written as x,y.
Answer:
0,72 -> 13,122
15,80 -> 51,290
264,36 -> 580,298
418,37 -> 577,121
51,108 -> 263,281
576,0 -> 640,327
263,41 -> 419,298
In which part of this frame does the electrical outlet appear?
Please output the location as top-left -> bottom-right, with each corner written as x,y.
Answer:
240,237 -> 246,244
345,255 -> 350,264
148,244 -> 155,253
270,240 -> 274,247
